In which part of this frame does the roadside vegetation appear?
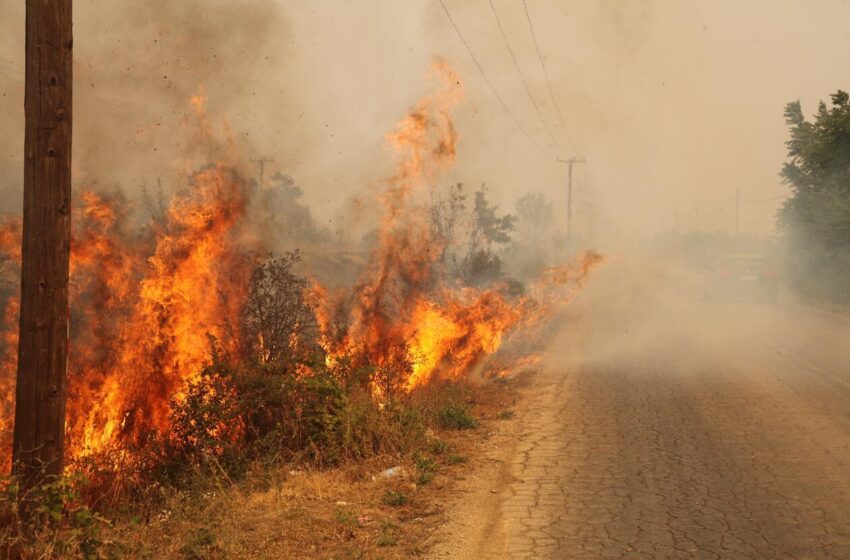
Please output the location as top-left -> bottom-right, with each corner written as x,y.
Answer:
780,90 -> 850,305
0,376 -> 521,559
0,173 -> 554,559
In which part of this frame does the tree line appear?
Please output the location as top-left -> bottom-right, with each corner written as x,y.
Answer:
780,90 -> 850,303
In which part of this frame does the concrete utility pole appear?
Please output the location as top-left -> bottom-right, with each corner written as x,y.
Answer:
250,156 -> 275,190
557,157 -> 585,249
14,0 -> 73,491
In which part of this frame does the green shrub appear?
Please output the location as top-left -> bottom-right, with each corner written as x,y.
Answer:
436,404 -> 478,430
164,358 -> 431,480
168,368 -> 243,471
0,474 -> 114,560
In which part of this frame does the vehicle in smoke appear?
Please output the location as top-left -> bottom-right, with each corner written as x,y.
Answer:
703,254 -> 777,303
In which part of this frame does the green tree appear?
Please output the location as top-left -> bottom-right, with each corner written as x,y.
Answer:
780,90 -> 850,301
462,188 -> 515,286
515,193 -> 554,248
429,182 -> 467,268
470,188 -> 515,250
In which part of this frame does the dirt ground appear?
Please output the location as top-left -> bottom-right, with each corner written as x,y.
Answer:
428,257 -> 850,559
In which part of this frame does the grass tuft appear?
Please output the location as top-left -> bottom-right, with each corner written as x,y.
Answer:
381,490 -> 408,507
436,404 -> 478,430
428,440 -> 450,455
377,521 -> 397,547
446,453 -> 467,465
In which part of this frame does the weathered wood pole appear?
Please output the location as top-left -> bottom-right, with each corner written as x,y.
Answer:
12,0 -> 73,490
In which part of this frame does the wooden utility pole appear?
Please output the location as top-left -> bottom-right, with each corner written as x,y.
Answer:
557,157 -> 585,249
13,0 -> 73,489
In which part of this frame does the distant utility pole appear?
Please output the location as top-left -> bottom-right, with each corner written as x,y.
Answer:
14,0 -> 73,492
584,201 -> 593,243
735,188 -> 740,236
557,156 -> 585,249
250,156 -> 275,190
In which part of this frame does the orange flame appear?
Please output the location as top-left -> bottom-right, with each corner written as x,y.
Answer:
74,166 -> 249,454
0,60 -> 602,473
0,165 -> 251,467
311,60 -> 601,395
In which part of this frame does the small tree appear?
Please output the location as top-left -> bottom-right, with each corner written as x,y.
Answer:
515,193 -> 554,248
461,188 -> 514,285
469,188 -> 515,252
241,252 -> 318,366
429,182 -> 466,269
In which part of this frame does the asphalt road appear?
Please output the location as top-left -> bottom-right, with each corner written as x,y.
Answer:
469,263 -> 850,559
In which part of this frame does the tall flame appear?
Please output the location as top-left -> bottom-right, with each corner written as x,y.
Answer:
0,165 -> 251,468
0,59 -> 601,472
74,166 -> 249,453
311,60 -> 601,395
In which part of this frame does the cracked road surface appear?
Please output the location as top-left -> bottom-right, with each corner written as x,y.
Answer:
433,261 -> 850,559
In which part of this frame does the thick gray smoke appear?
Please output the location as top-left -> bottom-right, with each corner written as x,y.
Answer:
2,0 -> 849,247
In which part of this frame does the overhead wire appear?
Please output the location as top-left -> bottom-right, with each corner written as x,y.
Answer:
521,0 -> 580,157
438,0 -> 546,154
486,0 -> 559,151
710,192 -> 786,219
712,194 -> 737,214
739,194 -> 787,204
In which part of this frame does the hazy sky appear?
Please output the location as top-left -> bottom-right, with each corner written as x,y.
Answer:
1,0 -> 849,242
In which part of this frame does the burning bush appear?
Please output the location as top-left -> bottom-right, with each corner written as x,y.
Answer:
164,359 -> 431,477
166,364 -> 244,473
240,251 -> 319,367
0,165 -> 255,472
0,60 -> 602,511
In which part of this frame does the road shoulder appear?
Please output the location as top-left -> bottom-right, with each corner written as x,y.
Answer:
426,372 -> 539,559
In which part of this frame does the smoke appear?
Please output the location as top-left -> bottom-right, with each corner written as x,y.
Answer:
3,1 -> 847,338
2,0 -> 846,482
2,1 -> 850,260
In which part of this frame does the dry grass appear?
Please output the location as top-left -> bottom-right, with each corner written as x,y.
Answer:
90,377 -> 523,560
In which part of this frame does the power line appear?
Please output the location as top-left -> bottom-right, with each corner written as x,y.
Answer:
739,194 -> 786,204
438,0 -> 545,154
521,0 -> 580,157
712,194 -> 737,214
713,193 -> 785,211
487,0 -> 559,151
